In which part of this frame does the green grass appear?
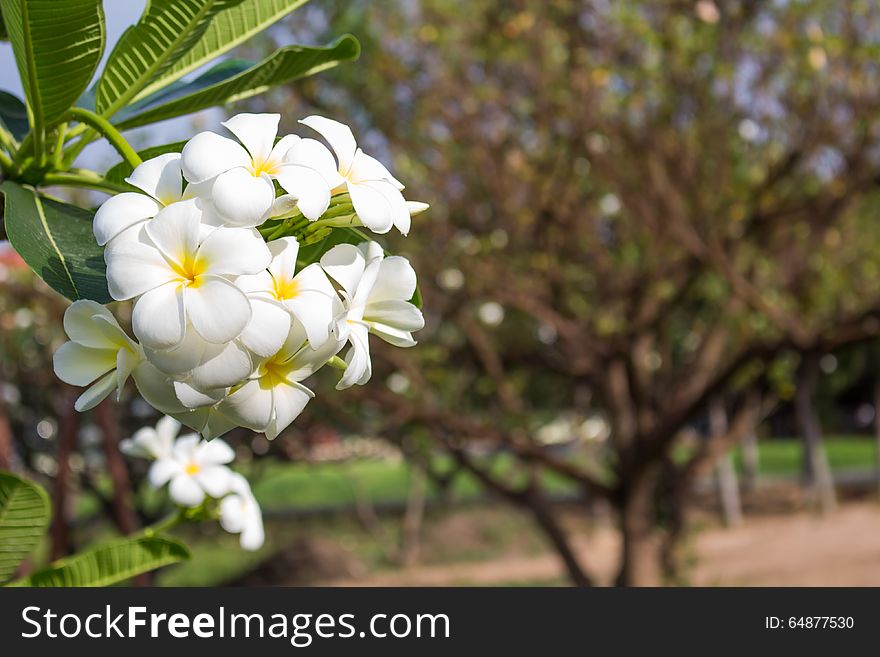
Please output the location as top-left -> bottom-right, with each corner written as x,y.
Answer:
732,436 -> 877,476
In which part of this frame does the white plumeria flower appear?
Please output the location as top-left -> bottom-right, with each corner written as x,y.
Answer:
53,300 -> 142,411
221,321 -> 342,439
300,115 -> 411,235
149,434 -> 235,507
120,414 -> 179,460
180,113 -> 341,227
219,472 -> 265,551
105,199 -> 271,350
321,242 -> 424,389
236,237 -> 340,349
94,153 -> 187,247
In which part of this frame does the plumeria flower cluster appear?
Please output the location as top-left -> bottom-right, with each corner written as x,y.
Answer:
121,416 -> 264,550
53,113 -> 426,442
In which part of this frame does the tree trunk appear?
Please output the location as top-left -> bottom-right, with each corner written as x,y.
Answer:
709,398 -> 742,527
50,390 -> 80,560
0,395 -> 16,472
795,353 -> 836,513
616,465 -> 662,586
740,430 -> 760,492
872,357 -> 880,498
399,464 -> 427,567
522,485 -> 592,587
93,399 -> 138,535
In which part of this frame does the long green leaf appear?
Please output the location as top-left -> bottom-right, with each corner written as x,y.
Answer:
104,140 -> 187,186
0,471 -> 49,584
94,0 -> 245,118
0,90 -> 28,140
9,535 -> 190,587
115,37 -> 360,131
0,0 -> 104,126
133,0 -> 309,103
2,181 -> 111,303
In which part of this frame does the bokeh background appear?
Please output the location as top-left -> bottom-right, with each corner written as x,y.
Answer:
5,0 -> 880,586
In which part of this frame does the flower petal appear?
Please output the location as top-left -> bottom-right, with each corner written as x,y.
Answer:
74,370 -> 118,412
348,179 -> 407,234
222,379 -> 274,431
211,168 -> 275,227
144,326 -> 207,375
173,380 -> 226,409
195,465 -> 233,498
337,324 -> 371,390
181,131 -> 250,183
125,153 -> 183,203
369,255 -> 418,303
283,136 -> 346,186
186,276 -> 251,344
365,299 -> 425,332
62,300 -> 121,348
265,380 -> 313,440
104,240 -> 173,300
273,164 -> 332,220
93,193 -> 161,246
267,237 -> 298,282
240,297 -> 291,358
300,115 -> 357,175
319,243 -> 366,298
144,199 -> 202,266
197,438 -> 235,465
132,282 -> 186,350
132,361 -> 187,415
222,113 -> 279,164
54,342 -> 117,386
169,474 -> 205,507
286,264 -> 339,347
189,339 -> 254,389
198,225 -> 271,276
148,459 -> 182,488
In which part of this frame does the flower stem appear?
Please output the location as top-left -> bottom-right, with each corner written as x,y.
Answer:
42,171 -> 131,195
141,509 -> 187,538
65,107 -> 142,170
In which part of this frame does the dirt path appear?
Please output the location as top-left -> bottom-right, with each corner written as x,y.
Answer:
326,502 -> 880,586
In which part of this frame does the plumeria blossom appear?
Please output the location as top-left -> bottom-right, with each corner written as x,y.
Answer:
219,473 -> 265,551
221,321 -> 342,439
94,153 -> 188,247
147,433 -> 235,507
301,115 -> 411,235
181,113 -> 341,227
321,242 -> 424,389
105,199 -> 271,350
53,300 -> 142,411
236,237 -> 339,349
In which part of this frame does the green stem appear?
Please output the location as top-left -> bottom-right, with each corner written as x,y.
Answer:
65,108 -> 141,170
52,123 -> 67,169
141,510 -> 186,538
327,355 -> 347,370
0,148 -> 13,173
0,124 -> 17,153
42,171 -> 131,195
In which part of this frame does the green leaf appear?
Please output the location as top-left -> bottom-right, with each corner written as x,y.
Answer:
9,535 -> 190,587
114,37 -> 360,130
104,140 -> 187,186
133,0 -> 309,102
0,90 -> 28,141
2,181 -> 111,303
95,0 -> 246,118
0,0 -> 105,126
295,226 -> 423,308
0,7 -> 7,40
0,471 -> 49,584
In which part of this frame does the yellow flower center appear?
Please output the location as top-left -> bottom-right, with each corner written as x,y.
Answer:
185,462 -> 200,476
249,157 -> 280,178
171,253 -> 207,287
259,355 -> 293,388
272,276 -> 299,301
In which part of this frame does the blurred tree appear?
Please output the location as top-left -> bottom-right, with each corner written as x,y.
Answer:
262,0 -> 880,585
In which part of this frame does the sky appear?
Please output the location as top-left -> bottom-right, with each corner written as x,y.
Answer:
0,0 -> 223,172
